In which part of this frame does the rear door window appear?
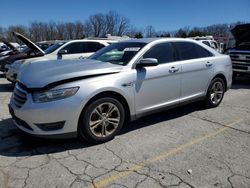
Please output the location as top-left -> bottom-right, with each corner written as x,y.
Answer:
143,42 -> 176,64
174,42 -> 213,60
202,41 -> 210,47
62,42 -> 85,54
86,42 -> 105,52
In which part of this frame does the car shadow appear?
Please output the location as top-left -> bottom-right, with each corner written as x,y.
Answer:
0,102 -> 205,158
231,76 -> 250,89
121,102 -> 203,135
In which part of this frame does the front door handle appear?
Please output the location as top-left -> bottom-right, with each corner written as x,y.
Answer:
206,62 -> 213,67
169,67 -> 179,73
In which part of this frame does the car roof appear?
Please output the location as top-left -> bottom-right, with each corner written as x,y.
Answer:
121,38 -> 220,56
38,40 -> 67,44
200,39 -> 217,42
65,39 -> 117,43
119,38 -> 200,44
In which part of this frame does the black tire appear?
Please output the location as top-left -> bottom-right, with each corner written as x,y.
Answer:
232,72 -> 237,82
78,97 -> 125,144
205,77 -> 225,108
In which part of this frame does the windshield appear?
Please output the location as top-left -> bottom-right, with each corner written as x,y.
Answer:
89,42 -> 146,66
44,42 -> 66,54
21,47 -> 31,53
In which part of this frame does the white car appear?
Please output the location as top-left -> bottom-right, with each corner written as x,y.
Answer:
200,40 -> 219,51
6,33 -> 117,83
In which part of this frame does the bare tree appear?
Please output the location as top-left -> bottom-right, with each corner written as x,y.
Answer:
145,25 -> 156,38
117,16 -> 130,36
125,25 -> 142,38
86,11 -> 130,37
64,22 -> 75,39
174,28 -> 188,38
84,21 -> 92,38
204,24 -> 230,37
0,26 -> 5,40
55,22 -> 66,40
46,21 -> 57,40
104,11 -> 118,35
88,13 -> 105,37
6,25 -> 28,42
29,22 -> 45,41
74,21 -> 85,39
156,31 -> 171,37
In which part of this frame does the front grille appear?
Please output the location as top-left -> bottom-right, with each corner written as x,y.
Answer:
229,51 -> 250,55
231,58 -> 250,63
230,55 -> 239,59
229,52 -> 250,71
13,84 -> 27,108
233,65 -> 248,70
231,59 -> 250,67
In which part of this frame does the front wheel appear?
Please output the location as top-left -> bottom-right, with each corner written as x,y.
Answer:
78,97 -> 125,144
205,78 -> 225,108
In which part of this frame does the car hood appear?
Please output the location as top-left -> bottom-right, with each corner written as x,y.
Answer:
231,24 -> 250,45
13,32 -> 45,55
18,59 -> 123,90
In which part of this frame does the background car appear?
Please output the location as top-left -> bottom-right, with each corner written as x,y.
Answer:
200,40 -> 219,51
5,36 -> 118,83
1,32 -> 55,73
225,23 -> 250,80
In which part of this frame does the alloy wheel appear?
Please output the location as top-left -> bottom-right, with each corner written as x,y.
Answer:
89,102 -> 121,138
210,81 -> 224,105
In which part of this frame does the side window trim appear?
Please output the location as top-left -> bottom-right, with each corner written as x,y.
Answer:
172,42 -> 182,61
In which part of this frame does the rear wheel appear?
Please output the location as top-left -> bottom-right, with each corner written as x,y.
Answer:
205,78 -> 225,108
78,97 -> 125,144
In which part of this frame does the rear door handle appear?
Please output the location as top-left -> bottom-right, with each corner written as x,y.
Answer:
169,67 -> 179,73
206,62 -> 213,67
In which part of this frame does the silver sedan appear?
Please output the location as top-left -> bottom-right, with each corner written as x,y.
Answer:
9,38 -> 232,143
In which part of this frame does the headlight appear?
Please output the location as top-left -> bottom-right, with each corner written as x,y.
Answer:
32,87 -> 79,103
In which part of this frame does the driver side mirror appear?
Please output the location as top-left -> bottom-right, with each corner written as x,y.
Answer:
58,49 -> 68,55
136,58 -> 159,68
